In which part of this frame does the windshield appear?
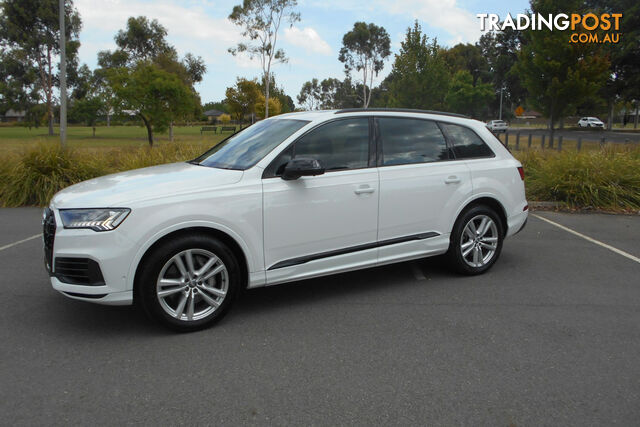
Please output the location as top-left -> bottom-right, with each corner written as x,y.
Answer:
194,119 -> 309,170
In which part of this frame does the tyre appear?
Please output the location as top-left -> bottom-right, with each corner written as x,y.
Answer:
137,234 -> 241,332
446,205 -> 504,275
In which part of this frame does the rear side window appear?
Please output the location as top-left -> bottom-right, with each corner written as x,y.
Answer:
441,123 -> 494,159
292,118 -> 370,171
378,118 -> 449,166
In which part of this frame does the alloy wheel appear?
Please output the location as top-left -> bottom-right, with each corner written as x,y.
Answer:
460,214 -> 499,268
156,249 -> 228,321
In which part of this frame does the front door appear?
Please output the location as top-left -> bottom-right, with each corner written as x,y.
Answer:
262,117 -> 379,284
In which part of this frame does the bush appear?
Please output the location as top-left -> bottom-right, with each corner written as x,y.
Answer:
0,144 -> 108,206
517,147 -> 640,210
0,142 -> 210,207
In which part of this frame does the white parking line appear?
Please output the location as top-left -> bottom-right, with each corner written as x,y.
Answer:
532,214 -> 640,264
0,234 -> 41,252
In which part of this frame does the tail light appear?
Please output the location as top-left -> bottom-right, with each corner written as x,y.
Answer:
517,166 -> 525,181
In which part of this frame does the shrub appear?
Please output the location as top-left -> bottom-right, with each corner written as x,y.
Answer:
0,144 -> 108,207
517,146 -> 640,210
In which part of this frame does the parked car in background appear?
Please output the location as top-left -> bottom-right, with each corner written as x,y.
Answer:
44,108 -> 528,331
486,120 -> 508,133
578,117 -> 605,128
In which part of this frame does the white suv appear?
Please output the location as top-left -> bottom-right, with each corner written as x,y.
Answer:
486,120 -> 508,133
577,117 -> 604,128
44,109 -> 528,331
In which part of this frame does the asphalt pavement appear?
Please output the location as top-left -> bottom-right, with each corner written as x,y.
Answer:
0,208 -> 639,425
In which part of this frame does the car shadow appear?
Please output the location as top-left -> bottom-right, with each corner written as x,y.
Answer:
47,256 -> 457,335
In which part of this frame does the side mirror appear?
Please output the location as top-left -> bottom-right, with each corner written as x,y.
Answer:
281,157 -> 325,181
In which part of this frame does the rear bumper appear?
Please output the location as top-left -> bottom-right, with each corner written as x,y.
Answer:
506,209 -> 528,238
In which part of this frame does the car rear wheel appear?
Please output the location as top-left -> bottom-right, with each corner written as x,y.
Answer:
137,234 -> 240,331
446,205 -> 504,275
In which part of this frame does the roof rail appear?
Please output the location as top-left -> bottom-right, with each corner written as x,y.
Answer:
334,108 -> 469,119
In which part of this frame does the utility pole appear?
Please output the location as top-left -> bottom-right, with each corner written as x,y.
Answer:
499,86 -> 504,121
59,0 -> 67,148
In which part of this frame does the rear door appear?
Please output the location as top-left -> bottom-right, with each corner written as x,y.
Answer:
376,117 -> 472,264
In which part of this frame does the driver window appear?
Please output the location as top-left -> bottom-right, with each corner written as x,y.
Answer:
293,118 -> 370,172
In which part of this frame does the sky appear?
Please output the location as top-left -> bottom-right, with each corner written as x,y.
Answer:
74,0 -> 530,106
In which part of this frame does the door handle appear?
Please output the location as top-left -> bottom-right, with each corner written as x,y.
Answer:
444,175 -> 461,184
354,186 -> 375,195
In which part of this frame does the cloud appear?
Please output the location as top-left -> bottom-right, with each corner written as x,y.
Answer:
382,0 -> 480,44
75,0 -> 243,44
307,0 -> 480,45
284,26 -> 332,55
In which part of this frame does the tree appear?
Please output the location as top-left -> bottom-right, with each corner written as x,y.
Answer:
99,17 -> 205,139
445,70 -> 494,118
516,0 -> 609,144
256,94 -> 282,118
478,27 -> 525,119
228,0 -> 300,118
260,73 -> 294,113
70,96 -> 104,137
386,21 -> 449,110
0,48 -> 40,121
114,16 -> 173,63
202,101 -> 230,114
338,22 -> 391,108
297,78 -> 321,110
586,0 -> 640,128
442,43 -> 489,86
109,63 -> 198,146
0,0 -> 82,135
225,78 -> 262,121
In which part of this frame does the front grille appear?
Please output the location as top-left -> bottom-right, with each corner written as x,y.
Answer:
54,257 -> 106,286
43,208 -> 56,272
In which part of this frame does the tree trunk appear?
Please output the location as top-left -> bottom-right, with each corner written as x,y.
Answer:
548,116 -> 555,149
48,113 -> 54,136
634,101 -> 639,129
169,121 -> 174,142
140,114 -> 154,147
92,126 -> 96,138
265,73 -> 270,119
607,99 -> 614,131
47,46 -> 54,136
362,67 -> 368,108
107,113 -> 111,127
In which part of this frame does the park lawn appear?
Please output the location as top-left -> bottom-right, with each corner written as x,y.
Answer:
495,133 -> 625,152
0,125 -> 226,152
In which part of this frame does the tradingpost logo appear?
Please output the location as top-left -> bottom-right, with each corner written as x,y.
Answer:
477,13 -> 622,44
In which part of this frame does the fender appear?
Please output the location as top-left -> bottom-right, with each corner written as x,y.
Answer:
450,192 -> 508,234
126,219 -> 262,291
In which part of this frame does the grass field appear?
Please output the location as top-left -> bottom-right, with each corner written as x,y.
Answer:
0,125 -> 227,152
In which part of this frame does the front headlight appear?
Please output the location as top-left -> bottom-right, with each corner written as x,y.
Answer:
59,208 -> 131,232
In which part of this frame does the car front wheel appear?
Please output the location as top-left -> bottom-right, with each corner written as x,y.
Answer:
447,205 -> 504,275
137,234 -> 240,331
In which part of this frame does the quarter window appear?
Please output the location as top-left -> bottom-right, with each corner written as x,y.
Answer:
292,118 -> 370,171
441,123 -> 494,159
378,118 -> 449,166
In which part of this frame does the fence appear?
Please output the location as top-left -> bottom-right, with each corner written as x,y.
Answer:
495,130 -> 640,151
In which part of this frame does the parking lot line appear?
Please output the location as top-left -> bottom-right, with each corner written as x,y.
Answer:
532,214 -> 640,265
0,234 -> 41,252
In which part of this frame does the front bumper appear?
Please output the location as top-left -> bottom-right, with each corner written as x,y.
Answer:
51,277 -> 133,305
45,208 -> 137,305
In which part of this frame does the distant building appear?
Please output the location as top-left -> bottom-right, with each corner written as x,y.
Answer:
515,110 -> 542,119
204,109 -> 224,122
0,109 -> 26,122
